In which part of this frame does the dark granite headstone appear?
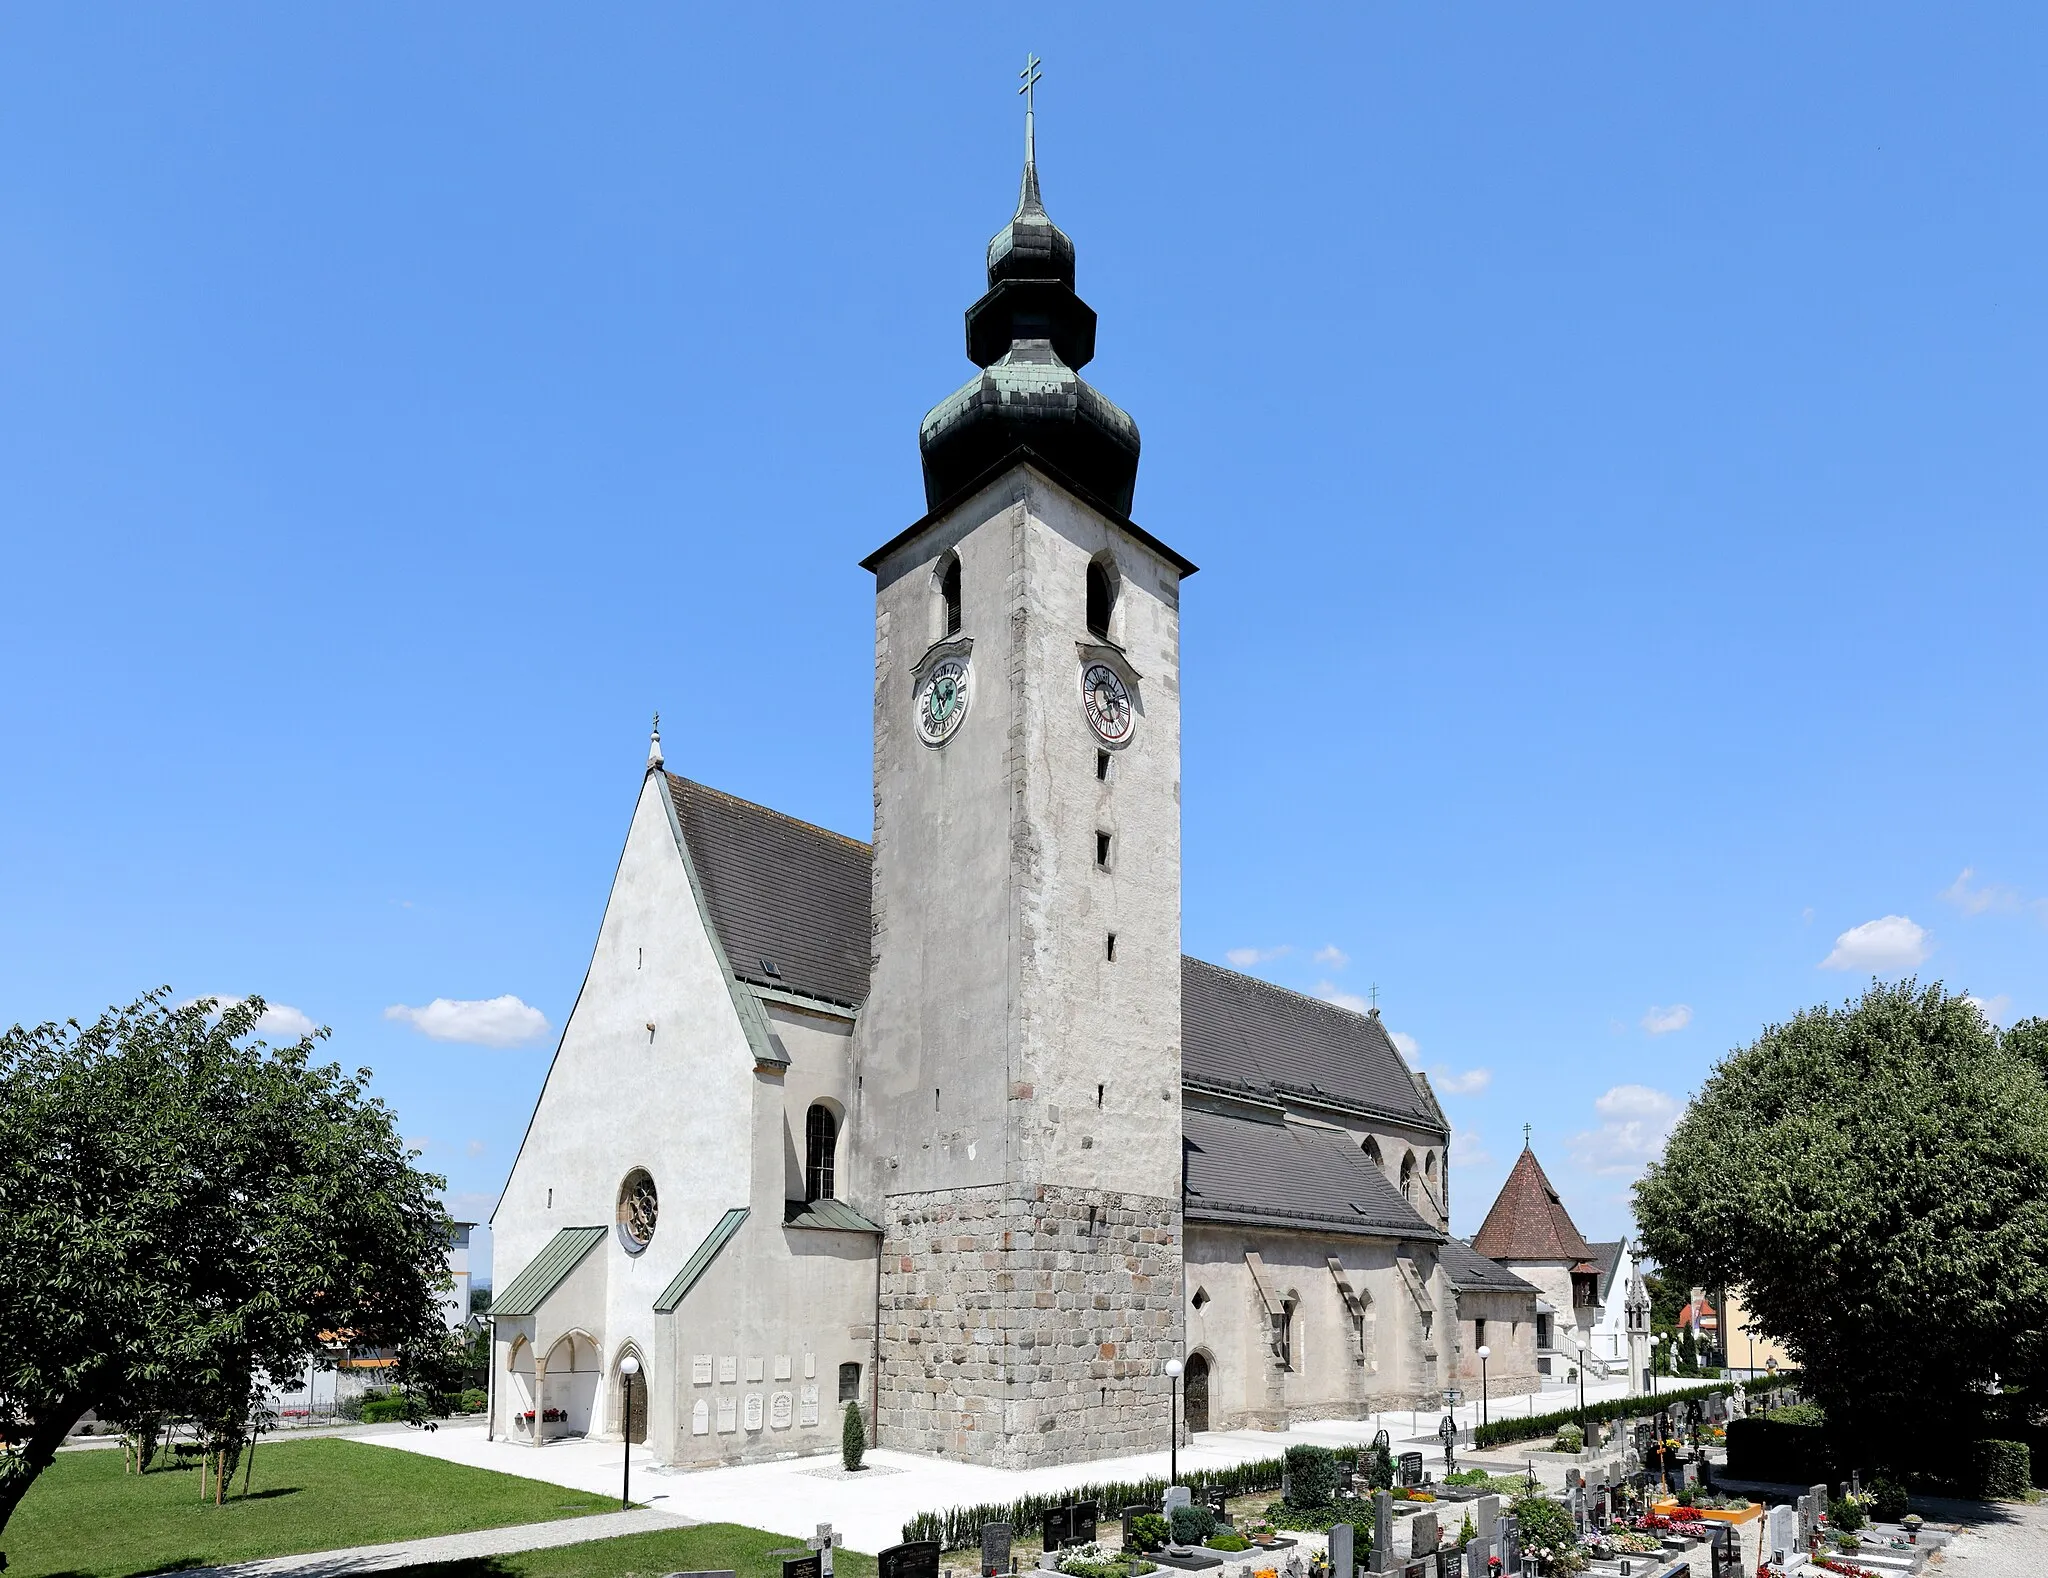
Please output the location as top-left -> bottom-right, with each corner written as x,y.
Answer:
1073,1504 -> 1099,1546
878,1544 -> 940,1578
1041,1508 -> 1073,1553
1123,1505 -> 1160,1547
783,1556 -> 822,1578
1399,1452 -> 1424,1488
981,1523 -> 1012,1578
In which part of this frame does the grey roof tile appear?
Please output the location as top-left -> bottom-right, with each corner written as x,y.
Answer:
1183,1108 -> 1440,1239
668,777 -> 872,1009
1441,1237 -> 1540,1294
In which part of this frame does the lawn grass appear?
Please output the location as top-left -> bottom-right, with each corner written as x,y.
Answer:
402,1522 -> 884,1577
3,1437 -> 612,1578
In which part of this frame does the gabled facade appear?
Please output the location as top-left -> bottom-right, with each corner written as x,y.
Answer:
1469,1143 -> 1604,1379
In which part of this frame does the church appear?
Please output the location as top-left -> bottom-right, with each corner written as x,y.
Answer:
487,101 -> 1553,1471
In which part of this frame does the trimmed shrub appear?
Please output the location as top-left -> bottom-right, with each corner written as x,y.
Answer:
360,1396 -> 411,1423
1127,1513 -> 1169,1553
842,1399 -> 866,1472
1284,1444 -> 1340,1509
1829,1496 -> 1864,1532
1468,1375 -> 1797,1451
1970,1439 -> 2032,1501
1766,1402 -> 1825,1428
1208,1533 -> 1250,1553
1726,1416 -> 1832,1484
1867,1479 -> 1909,1522
1169,1504 -> 1215,1545
459,1387 -> 488,1413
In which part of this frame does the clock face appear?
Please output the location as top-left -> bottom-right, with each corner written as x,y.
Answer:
916,656 -> 970,746
1081,662 -> 1134,745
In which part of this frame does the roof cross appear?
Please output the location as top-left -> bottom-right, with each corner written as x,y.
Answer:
1524,1122 -> 1533,1149
1019,52 -> 1043,113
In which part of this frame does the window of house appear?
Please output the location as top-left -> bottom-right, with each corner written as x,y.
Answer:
939,555 -> 962,637
838,1361 -> 862,1402
1475,1317 -> 1487,1350
1096,749 -> 1111,781
1536,1313 -> 1552,1350
804,1104 -> 838,1202
1086,559 -> 1116,638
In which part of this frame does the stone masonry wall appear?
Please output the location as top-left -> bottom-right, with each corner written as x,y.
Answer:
877,1182 -> 1184,1468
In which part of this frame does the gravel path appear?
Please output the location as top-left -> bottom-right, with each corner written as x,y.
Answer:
168,1506 -> 689,1576
1914,1497 -> 2048,1578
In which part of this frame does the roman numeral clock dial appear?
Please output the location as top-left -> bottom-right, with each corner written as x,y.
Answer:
916,656 -> 971,746
1081,662 -> 1134,746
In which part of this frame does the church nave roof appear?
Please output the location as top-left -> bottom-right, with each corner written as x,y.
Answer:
1183,1107 -> 1441,1240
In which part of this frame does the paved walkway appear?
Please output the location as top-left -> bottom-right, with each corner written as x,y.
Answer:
1921,1495 -> 2048,1578
170,1507 -> 687,1577
363,1373 -> 1680,1556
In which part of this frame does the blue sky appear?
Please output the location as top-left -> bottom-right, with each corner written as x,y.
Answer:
4,7 -> 2044,1273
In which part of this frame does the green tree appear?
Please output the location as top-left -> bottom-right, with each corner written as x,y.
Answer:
1635,979 -> 2048,1446
0,991 -> 456,1542
841,1398 -> 866,1471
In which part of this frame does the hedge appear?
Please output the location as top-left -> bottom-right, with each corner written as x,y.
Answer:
1726,1417 -> 1831,1483
1469,1373 -> 1802,1451
901,1446 -> 1363,1549
1970,1439 -> 2032,1501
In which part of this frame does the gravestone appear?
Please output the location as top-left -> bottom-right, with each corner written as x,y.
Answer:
1474,1496 -> 1500,1547
1371,1490 -> 1394,1572
1570,1484 -> 1586,1532
1163,1486 -> 1192,1516
811,1523 -> 844,1578
1329,1520 -> 1354,1578
1121,1505 -> 1158,1547
1408,1509 -> 1438,1560
1399,1452 -> 1424,1488
1795,1493 -> 1813,1548
1439,1414 -> 1458,1473
1460,1539 -> 1489,1578
878,1544 -> 940,1578
782,1556 -> 821,1578
1765,1504 -> 1795,1561
1041,1507 -> 1072,1552
1678,1460 -> 1696,1491
981,1523 -> 1012,1578
1073,1503 -> 1099,1546
1497,1512 -> 1519,1575
1810,1483 -> 1829,1532
1205,1487 -> 1232,1520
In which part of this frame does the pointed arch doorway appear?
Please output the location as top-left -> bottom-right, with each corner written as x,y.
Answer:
1184,1353 -> 1211,1434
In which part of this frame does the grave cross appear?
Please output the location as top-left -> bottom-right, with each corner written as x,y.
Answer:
810,1522 -> 844,1578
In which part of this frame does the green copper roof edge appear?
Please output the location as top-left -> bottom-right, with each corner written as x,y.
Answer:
492,1225 -> 607,1318
655,1206 -> 750,1313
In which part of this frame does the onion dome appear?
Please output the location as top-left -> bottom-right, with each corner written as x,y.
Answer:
919,109 -> 1140,517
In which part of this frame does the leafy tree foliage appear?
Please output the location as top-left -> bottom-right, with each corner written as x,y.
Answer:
1635,980 -> 2048,1444
0,991 -> 456,1540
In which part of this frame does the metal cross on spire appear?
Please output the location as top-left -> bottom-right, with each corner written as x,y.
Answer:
1524,1122 -> 1533,1149
1019,53 -> 1043,163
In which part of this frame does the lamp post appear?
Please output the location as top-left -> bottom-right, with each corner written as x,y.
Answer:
1477,1346 -> 1491,1428
1164,1358 -> 1183,1487
618,1355 -> 640,1510
1574,1342 -> 1587,1429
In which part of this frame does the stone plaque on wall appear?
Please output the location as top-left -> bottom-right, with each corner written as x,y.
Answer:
772,1391 -> 793,1429
801,1400 -> 819,1426
692,1399 -> 710,1435
747,1357 -> 765,1383
804,1352 -> 817,1379
745,1392 -> 764,1430
719,1355 -> 738,1383
693,1354 -> 714,1385
716,1397 -> 737,1433
775,1355 -> 793,1380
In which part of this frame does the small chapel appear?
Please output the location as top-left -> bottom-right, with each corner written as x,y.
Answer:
487,94 -> 1560,1471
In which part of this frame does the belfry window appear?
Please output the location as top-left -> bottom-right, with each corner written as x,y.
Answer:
805,1104 -> 838,1202
939,554 -> 963,637
1400,1152 -> 1416,1200
1086,559 -> 1115,638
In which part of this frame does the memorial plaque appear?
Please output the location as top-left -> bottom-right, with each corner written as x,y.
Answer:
745,1393 -> 764,1430
800,1382 -> 820,1427
878,1541 -> 941,1578
719,1355 -> 738,1383
805,1352 -> 817,1378
692,1398 -> 710,1434
1041,1506 -> 1072,1552
776,1355 -> 793,1381
981,1522 -> 1013,1578
771,1391 -> 793,1429
693,1354 -> 714,1385
716,1396 -> 737,1433
747,1357 -> 766,1383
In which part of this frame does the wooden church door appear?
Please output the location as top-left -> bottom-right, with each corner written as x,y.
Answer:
1184,1354 -> 1210,1434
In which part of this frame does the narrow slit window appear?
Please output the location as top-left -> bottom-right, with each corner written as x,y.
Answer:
1096,1083 -> 1104,1107
1096,749 -> 1110,781
1105,932 -> 1117,961
804,1104 -> 838,1202
940,555 -> 962,637
1086,560 -> 1115,638
1095,831 -> 1112,868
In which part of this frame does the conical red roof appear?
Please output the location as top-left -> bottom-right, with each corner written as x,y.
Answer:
1470,1146 -> 1596,1262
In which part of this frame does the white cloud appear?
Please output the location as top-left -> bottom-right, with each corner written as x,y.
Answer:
466,1138 -> 488,1157
1227,945 -> 1292,968
1641,1004 -> 1693,1036
384,995 -> 551,1048
1944,868 -> 2022,916
1452,1127 -> 1493,1169
1313,945 -> 1350,969
1316,981 -> 1370,1013
1569,1084 -> 1684,1178
1429,1064 -> 1492,1096
1819,915 -> 1931,972
406,1135 -> 431,1154
1967,994 -> 2014,1027
182,996 -> 319,1040
1389,1030 -> 1420,1057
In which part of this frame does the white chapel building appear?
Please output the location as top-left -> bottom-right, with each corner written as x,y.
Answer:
487,116 -> 1542,1470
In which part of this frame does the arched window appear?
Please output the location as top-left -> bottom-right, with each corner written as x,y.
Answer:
1399,1152 -> 1416,1200
1086,559 -> 1115,638
1363,1136 -> 1384,1168
1278,1297 -> 1298,1372
805,1104 -> 838,1201
939,554 -> 963,637
1425,1150 -> 1438,1180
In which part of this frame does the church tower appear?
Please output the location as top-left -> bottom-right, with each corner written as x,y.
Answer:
851,76 -> 1195,1468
